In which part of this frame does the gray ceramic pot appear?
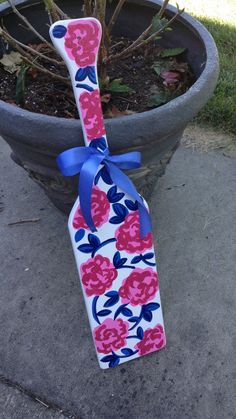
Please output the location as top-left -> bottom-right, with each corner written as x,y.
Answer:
0,0 -> 219,213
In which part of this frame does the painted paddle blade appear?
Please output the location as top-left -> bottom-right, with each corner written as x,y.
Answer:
50,18 -> 166,369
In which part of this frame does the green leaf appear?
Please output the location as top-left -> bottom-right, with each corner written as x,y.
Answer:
107,78 -> 135,94
152,60 -> 171,76
147,90 -> 178,108
98,75 -> 110,91
160,47 -> 186,58
150,16 -> 169,34
16,65 -> 29,106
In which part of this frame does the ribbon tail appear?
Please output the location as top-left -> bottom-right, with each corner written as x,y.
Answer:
79,154 -> 104,232
109,151 -> 141,170
106,162 -> 152,239
137,202 -> 152,239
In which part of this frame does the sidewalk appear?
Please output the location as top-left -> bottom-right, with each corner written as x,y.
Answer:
0,380 -> 67,419
0,136 -> 235,419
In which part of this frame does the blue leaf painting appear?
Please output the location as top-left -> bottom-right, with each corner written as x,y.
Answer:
88,233 -> 100,248
137,326 -> 144,340
109,216 -> 124,224
107,186 -> 125,203
87,66 -> 97,84
75,68 -> 87,82
128,316 -> 140,323
89,137 -> 107,151
131,255 -> 142,264
75,66 -> 97,84
113,251 -> 121,266
117,258 -> 128,267
100,355 -> 115,363
121,307 -> 133,317
113,251 -> 127,268
105,291 -> 119,298
143,252 -> 154,260
95,166 -> 113,185
97,309 -> 112,317
75,83 -> 94,92
109,357 -> 120,367
114,304 -> 130,320
121,348 -> 135,356
143,311 -> 153,322
77,244 -> 94,253
113,203 -> 128,219
101,166 -> 113,184
104,291 -> 119,307
125,199 -> 139,211
74,229 -> 85,243
144,302 -> 160,312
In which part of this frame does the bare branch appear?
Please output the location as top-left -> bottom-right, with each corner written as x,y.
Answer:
52,2 -> 69,19
0,27 -> 70,85
107,9 -> 183,63
7,0 -> 55,51
94,0 -> 109,79
109,39 -> 124,51
158,0 -> 170,18
107,0 -> 126,34
20,55 -> 70,85
1,26 -> 64,67
43,0 -> 60,23
94,0 -> 106,24
84,0 -> 93,16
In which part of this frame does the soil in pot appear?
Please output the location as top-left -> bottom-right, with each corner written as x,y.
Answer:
0,36 -> 194,118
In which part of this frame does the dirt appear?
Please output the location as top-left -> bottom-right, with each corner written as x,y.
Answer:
0,37 -> 194,119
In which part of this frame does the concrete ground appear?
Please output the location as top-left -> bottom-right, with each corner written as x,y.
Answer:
0,133 -> 235,419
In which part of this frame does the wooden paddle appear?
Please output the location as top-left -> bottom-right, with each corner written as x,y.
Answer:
50,18 -> 166,369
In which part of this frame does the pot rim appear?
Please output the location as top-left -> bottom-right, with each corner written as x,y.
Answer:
0,0 -> 219,129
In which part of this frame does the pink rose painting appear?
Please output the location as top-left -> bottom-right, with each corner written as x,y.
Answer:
135,324 -> 166,356
80,255 -> 118,296
64,19 -> 101,67
73,186 -> 110,230
115,211 -> 153,254
94,318 -> 129,354
119,268 -> 158,306
79,89 -> 106,141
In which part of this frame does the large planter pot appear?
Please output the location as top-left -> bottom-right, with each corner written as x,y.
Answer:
0,0 -> 219,213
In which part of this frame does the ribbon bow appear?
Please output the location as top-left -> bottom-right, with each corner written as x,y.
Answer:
57,145 -> 152,239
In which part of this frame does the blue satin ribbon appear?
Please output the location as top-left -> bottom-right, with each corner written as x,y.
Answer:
57,146 -> 152,238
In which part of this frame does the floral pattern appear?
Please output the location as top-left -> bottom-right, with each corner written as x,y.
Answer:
94,318 -> 129,354
115,211 -> 153,254
79,89 -> 106,141
80,255 -> 118,296
51,18 -> 165,369
119,268 -> 158,306
73,186 -> 110,229
64,19 -> 101,67
134,324 -> 166,356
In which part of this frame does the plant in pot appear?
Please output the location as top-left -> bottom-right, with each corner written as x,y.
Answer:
0,0 -> 219,213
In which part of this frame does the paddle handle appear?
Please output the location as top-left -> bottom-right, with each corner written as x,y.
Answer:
50,18 -> 108,147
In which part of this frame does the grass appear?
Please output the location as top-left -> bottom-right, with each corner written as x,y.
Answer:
174,0 -> 236,134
